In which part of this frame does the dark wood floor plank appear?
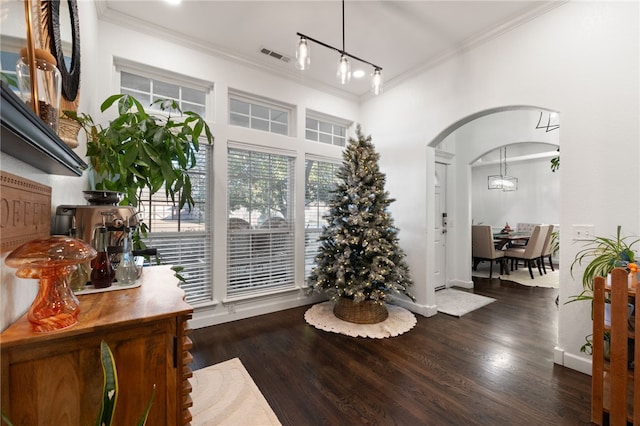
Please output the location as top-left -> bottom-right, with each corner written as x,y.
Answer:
191,277 -> 593,425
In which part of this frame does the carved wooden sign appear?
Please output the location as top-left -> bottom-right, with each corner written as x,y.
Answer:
0,171 -> 51,253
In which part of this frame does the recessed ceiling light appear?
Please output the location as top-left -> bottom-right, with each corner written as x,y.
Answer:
352,69 -> 365,79
165,0 -> 182,5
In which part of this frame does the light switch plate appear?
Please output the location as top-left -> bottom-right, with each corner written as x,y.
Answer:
572,224 -> 594,241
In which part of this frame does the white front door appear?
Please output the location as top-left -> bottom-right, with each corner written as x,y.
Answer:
434,162 -> 447,290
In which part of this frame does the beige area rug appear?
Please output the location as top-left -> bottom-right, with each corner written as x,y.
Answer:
191,358 -> 282,426
304,301 -> 417,338
436,288 -> 496,317
472,261 -> 560,288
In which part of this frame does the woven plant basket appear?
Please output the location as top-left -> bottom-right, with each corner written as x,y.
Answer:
333,297 -> 388,324
59,117 -> 81,149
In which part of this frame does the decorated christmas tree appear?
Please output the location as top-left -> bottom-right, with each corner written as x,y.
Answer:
308,126 -> 414,306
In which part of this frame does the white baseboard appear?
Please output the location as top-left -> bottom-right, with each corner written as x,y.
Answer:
553,346 -> 592,376
449,279 -> 474,289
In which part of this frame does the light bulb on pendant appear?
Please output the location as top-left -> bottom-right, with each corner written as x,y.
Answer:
372,68 -> 383,95
337,54 -> 351,85
296,37 -> 310,70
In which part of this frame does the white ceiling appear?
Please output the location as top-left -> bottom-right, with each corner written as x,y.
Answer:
97,0 -> 560,99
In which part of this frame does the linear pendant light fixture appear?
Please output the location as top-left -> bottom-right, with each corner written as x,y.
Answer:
296,0 -> 383,95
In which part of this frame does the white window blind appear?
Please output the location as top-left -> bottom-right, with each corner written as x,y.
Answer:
140,146 -> 213,304
227,147 -> 295,297
304,159 -> 340,278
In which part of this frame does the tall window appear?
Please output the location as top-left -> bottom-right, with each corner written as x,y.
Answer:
141,146 -> 213,304
119,66 -> 213,304
304,159 -> 340,277
227,147 -> 295,297
229,93 -> 290,136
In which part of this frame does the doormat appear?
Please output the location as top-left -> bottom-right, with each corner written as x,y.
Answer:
436,288 -> 496,317
304,301 -> 417,338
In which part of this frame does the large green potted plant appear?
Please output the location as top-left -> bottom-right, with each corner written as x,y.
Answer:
66,94 -> 213,279
66,94 -> 213,211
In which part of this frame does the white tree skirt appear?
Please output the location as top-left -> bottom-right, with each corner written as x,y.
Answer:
304,301 -> 417,339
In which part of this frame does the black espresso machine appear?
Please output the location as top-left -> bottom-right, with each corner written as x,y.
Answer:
52,191 -> 156,270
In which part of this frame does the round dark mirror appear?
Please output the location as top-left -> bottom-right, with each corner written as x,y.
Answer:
48,0 -> 80,102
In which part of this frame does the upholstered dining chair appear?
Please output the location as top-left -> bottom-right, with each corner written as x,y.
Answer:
504,225 -> 550,279
472,225 -> 505,279
539,224 -> 555,273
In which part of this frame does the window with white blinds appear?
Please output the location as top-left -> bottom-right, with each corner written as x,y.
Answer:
304,159 -> 340,278
118,64 -> 213,305
140,146 -> 213,304
227,147 -> 296,297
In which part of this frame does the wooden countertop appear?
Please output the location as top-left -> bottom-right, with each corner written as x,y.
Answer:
0,265 -> 192,349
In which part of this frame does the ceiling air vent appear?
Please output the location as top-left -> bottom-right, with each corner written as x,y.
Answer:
259,47 -> 291,63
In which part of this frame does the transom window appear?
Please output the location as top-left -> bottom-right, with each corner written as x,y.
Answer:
229,94 -> 290,136
305,114 -> 348,147
120,70 -> 207,116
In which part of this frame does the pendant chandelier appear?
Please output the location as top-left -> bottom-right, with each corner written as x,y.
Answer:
295,0 -> 383,95
487,147 -> 518,191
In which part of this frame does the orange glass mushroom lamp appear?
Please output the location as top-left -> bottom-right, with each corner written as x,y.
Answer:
5,236 -> 97,333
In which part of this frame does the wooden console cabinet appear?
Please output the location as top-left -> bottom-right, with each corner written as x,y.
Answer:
0,266 -> 194,425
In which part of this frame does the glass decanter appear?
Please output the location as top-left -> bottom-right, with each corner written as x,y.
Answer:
91,225 -> 115,288
115,223 -> 138,286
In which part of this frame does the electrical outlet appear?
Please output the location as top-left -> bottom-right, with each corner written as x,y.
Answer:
227,304 -> 236,314
572,224 -> 594,241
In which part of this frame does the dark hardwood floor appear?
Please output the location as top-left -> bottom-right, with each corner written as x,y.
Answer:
190,277 -> 593,425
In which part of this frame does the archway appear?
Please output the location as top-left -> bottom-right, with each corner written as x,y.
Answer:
425,106 -> 559,297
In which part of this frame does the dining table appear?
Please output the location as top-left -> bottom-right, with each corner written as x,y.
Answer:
493,232 -> 531,250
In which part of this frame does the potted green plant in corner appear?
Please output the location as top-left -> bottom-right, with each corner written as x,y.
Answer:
569,225 -> 639,302
66,94 -> 213,278
568,225 -> 639,354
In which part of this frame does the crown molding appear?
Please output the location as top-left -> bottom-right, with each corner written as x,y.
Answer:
378,1 -> 568,98
94,1 -> 359,103
94,1 -> 566,104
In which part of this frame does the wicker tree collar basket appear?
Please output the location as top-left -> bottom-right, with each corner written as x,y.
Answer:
333,297 -> 389,324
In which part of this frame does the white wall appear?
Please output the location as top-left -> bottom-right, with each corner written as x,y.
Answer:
0,1 -> 99,331
472,155 -> 560,229
361,1 -> 639,375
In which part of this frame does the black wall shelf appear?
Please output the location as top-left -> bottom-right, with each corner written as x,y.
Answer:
0,83 -> 87,176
